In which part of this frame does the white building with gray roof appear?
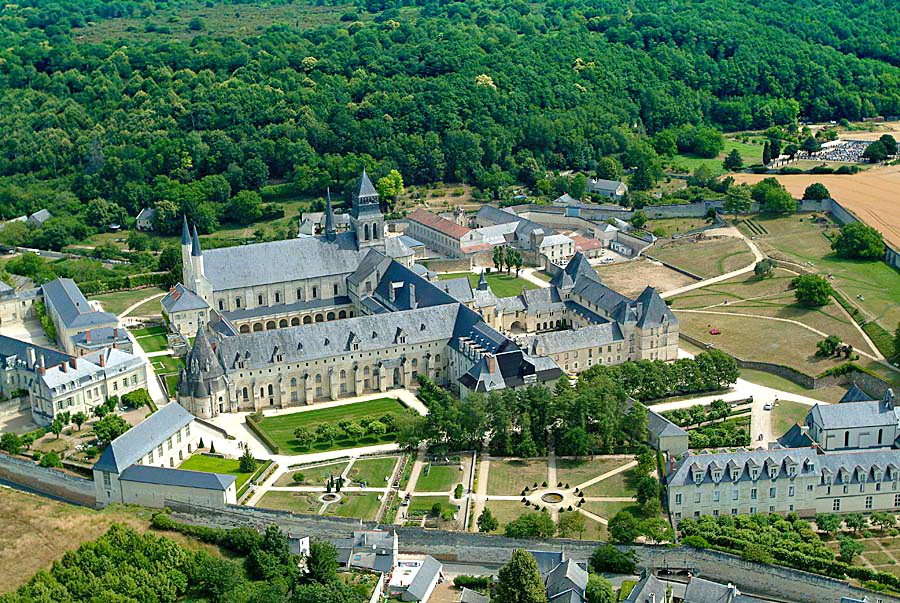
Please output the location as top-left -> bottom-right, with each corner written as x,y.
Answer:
41,277 -> 121,355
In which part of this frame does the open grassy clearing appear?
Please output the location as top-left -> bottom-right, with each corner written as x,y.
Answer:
127,295 -> 164,317
275,461 -> 347,487
668,138 -> 765,175
555,458 -> 632,488
484,500 -> 531,533
736,214 -> 900,332
739,369 -> 847,403
88,288 -> 164,316
152,355 -> 184,375
415,463 -> 463,492
645,217 -> 711,237
581,468 -> 639,498
650,237 -> 755,278
347,457 -> 397,487
487,459 -> 549,495
327,493 -> 382,520
437,271 -> 538,297
771,400 -> 815,436
408,495 -> 454,515
593,260 -> 695,297
0,487 -> 233,593
582,501 -> 642,520
256,398 -> 408,454
178,454 -> 259,491
257,491 -> 321,515
133,333 -> 169,353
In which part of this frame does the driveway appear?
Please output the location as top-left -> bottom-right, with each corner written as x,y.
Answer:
0,319 -> 51,347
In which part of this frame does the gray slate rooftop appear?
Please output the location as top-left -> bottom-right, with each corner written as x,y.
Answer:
42,278 -> 118,329
162,284 -> 209,313
808,400 -> 897,430
94,403 -> 194,473
118,465 -> 236,490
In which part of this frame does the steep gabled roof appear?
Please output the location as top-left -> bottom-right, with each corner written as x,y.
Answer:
839,383 -> 874,403
93,403 -> 194,473
118,465 -> 236,491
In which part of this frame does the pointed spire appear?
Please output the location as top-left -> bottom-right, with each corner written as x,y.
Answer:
477,269 -> 489,291
191,225 -> 202,257
181,216 -> 190,245
324,188 -> 336,241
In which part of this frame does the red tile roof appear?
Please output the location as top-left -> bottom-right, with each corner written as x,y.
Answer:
409,209 -> 471,239
571,235 -> 602,251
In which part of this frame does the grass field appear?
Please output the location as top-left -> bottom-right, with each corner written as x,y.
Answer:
178,454 -> 258,491
437,271 -> 538,297
771,400 -> 815,436
668,138 -> 765,175
582,501 -> 642,520
650,238 -> 755,278
408,495 -> 454,515
328,493 -> 382,520
0,488 -> 231,593
256,398 -> 408,454
415,463 -> 463,492
555,458 -> 632,488
131,325 -> 170,353
739,369 -> 847,403
257,491 -> 322,515
736,214 -> 900,332
581,468 -> 639,498
484,500 -> 530,532
88,288 -> 164,316
487,459 -> 549,495
275,461 -> 347,487
347,457 -> 397,487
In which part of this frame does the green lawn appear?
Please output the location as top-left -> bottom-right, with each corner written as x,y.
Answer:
739,369 -> 847,403
276,461 -> 348,487
581,468 -> 639,498
415,463 -> 463,492
487,459 -> 549,495
134,333 -> 169,353
328,492 -> 382,520
88,288 -> 165,316
347,457 -> 398,487
257,491 -> 322,515
130,325 -> 167,337
437,271 -> 538,297
152,355 -> 185,374
668,138 -> 765,175
179,454 -> 257,491
255,398 -> 409,454
555,458 -> 632,489
407,495 -> 453,515
582,501 -> 642,520
484,500 -> 529,533
771,400 -> 814,436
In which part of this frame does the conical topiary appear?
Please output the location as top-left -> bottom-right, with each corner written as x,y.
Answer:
209,441 -> 216,454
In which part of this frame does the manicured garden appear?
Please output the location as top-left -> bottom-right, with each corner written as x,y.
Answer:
415,463 -> 462,492
771,400 -> 815,435
555,458 -> 632,487
437,271 -> 538,297
254,398 -> 410,454
347,457 -> 398,487
131,325 -> 170,353
276,461 -> 348,487
328,492 -> 382,520
257,491 -> 322,515
486,459 -> 549,495
179,453 -> 266,492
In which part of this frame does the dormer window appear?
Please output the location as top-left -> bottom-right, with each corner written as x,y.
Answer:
731,470 -> 740,481
712,471 -> 721,482
750,470 -> 759,480
788,467 -> 796,477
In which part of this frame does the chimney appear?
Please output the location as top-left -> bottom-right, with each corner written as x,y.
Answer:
39,354 -> 46,368
113,327 -> 119,339
70,358 -> 77,370
485,353 -> 496,373
99,353 -> 105,367
37,367 -> 45,376
409,283 -> 417,309
85,329 -> 91,343
389,283 -> 396,303
60,362 -> 67,373
26,346 -> 36,367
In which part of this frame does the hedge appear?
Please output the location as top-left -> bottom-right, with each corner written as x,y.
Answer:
453,576 -> 492,590
246,411 -> 279,454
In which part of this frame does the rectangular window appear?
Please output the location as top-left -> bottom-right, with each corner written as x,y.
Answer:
788,486 -> 795,497
866,496 -> 873,510
176,431 -> 182,443
833,498 -> 841,511
749,506 -> 756,514
895,494 -> 900,506
694,492 -> 701,503
732,490 -> 739,501
103,472 -> 111,487
148,451 -> 154,464
157,445 -> 163,456
751,488 -> 757,500
185,424 -> 190,436
675,493 -> 682,505
731,508 -> 738,515
713,491 -> 720,502
769,487 -> 776,498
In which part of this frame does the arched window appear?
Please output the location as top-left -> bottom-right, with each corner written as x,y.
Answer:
373,223 -> 379,238
315,374 -> 322,384
291,317 -> 300,326
339,310 -> 347,319
279,319 -> 288,328
297,288 -> 303,300
303,315 -> 312,324
326,312 -> 335,321
364,223 -> 370,241
290,378 -> 297,387
412,358 -> 418,367
260,388 -> 265,398
267,384 -> 274,396
315,314 -> 324,323
242,387 -> 248,399
275,291 -> 281,303
845,431 -> 850,447
235,298 -> 242,308
435,354 -> 441,363
340,370 -> 346,380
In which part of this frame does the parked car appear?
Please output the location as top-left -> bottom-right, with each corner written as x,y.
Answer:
763,402 -> 773,411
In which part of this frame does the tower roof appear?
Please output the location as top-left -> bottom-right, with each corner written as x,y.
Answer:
181,216 -> 190,245
477,269 -> 489,291
191,226 -> 202,257
355,168 -> 379,199
351,168 -> 381,219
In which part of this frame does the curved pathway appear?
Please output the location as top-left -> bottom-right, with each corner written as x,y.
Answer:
659,230 -> 763,299
119,291 -> 166,319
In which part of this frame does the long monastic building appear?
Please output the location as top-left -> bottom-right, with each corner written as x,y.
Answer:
170,170 -> 677,418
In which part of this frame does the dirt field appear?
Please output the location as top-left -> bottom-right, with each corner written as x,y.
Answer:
733,163 -> 900,248
0,486 -> 226,593
593,259 -> 696,297
650,237 -> 755,278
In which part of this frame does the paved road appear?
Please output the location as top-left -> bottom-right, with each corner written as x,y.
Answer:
519,267 -> 551,289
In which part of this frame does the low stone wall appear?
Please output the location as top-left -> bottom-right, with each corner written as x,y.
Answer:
165,500 -> 897,603
0,452 -> 96,507
426,258 -> 472,273
642,255 -> 704,281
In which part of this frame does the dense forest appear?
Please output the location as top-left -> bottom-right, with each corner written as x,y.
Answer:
1,0 -> 899,238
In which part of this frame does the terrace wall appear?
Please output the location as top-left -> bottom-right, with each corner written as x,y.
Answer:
0,452 -> 96,507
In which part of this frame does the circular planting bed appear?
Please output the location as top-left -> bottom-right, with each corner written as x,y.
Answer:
541,492 -> 564,504
319,493 -> 341,504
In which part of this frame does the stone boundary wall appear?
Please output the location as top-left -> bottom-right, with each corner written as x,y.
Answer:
680,333 -> 890,398
165,500 -> 897,603
426,258 -> 472,273
642,255 -> 704,281
0,396 -> 27,416
0,452 -> 96,507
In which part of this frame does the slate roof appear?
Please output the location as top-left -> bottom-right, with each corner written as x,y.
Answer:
42,278 -> 118,329
408,209 -> 471,239
808,400 -> 896,430
633,286 -> 677,329
624,573 -> 668,603
647,408 -> 688,439
0,335 -> 71,370
162,284 -> 210,313
436,277 -> 474,303
539,234 -> 574,248
775,423 -> 816,449
588,178 -> 626,194
0,280 -> 13,295
28,209 -> 52,225
398,235 -> 424,249
475,205 -> 520,226
526,322 -> 623,355
529,551 -> 564,577
384,235 -> 414,259
71,327 -> 131,349
522,287 -> 564,311
460,587 -> 489,603
118,465 -> 236,491
404,556 -> 442,601
202,233 -> 363,290
136,207 -> 156,222
839,383 -> 874,403
93,403 -> 194,473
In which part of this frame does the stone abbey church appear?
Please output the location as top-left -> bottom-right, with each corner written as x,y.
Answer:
170,170 -> 678,419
